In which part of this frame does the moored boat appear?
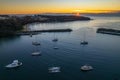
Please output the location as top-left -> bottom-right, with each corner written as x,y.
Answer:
31,52 -> 41,56
48,67 -> 61,73
5,60 -> 22,68
32,41 -> 40,46
80,41 -> 88,45
52,38 -> 58,42
80,65 -> 93,71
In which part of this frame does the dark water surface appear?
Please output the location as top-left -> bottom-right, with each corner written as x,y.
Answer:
0,16 -> 120,80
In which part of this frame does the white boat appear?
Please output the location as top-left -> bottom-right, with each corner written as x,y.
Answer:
32,41 -> 40,46
52,38 -> 58,42
80,65 -> 93,71
48,67 -> 60,73
5,60 -> 22,68
31,52 -> 41,56
80,41 -> 88,45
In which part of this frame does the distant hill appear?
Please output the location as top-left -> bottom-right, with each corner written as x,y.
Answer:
81,12 -> 120,17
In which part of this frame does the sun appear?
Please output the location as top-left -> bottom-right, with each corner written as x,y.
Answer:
73,9 -> 82,16
76,12 -> 80,16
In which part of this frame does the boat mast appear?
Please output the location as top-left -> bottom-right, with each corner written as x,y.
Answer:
83,28 -> 86,42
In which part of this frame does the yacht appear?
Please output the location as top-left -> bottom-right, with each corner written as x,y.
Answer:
80,65 -> 93,71
48,67 -> 61,73
31,52 -> 41,56
5,60 -> 22,68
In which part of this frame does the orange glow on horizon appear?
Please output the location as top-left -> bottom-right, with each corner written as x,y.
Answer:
0,0 -> 120,14
0,9 -> 120,14
73,9 -> 120,14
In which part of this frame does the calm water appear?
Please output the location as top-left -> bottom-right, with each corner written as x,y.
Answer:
0,16 -> 120,80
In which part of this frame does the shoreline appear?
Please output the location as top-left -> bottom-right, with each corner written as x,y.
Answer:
0,15 -> 91,37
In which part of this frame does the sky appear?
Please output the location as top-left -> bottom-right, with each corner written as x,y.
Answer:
0,0 -> 120,14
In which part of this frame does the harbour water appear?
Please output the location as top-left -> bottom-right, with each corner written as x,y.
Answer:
0,16 -> 120,80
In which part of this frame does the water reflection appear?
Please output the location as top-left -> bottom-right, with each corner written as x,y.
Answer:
0,36 -> 21,46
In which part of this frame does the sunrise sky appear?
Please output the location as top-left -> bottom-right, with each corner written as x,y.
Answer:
0,0 -> 120,14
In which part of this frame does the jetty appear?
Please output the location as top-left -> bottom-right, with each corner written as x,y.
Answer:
17,28 -> 72,35
97,28 -> 120,36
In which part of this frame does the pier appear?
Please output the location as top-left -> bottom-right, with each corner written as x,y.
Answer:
97,28 -> 120,36
17,28 -> 72,35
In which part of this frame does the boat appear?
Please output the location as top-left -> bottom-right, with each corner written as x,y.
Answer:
32,41 -> 40,46
48,67 -> 61,73
52,38 -> 58,42
31,52 -> 41,56
80,41 -> 88,45
5,60 -> 22,68
80,65 -> 93,71
52,21 -> 58,42
53,47 -> 59,49
32,32 -> 41,46
80,27 -> 88,45
30,33 -> 32,37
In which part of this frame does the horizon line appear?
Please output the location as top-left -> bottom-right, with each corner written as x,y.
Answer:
0,9 -> 120,15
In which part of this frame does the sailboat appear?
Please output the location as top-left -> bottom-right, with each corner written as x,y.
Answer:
80,28 -> 88,45
52,38 -> 58,42
52,19 -> 58,42
32,33 -> 41,56
52,28 -> 58,42
32,34 -> 41,46
52,19 -> 59,49
53,31 -> 59,49
31,45 -> 41,56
